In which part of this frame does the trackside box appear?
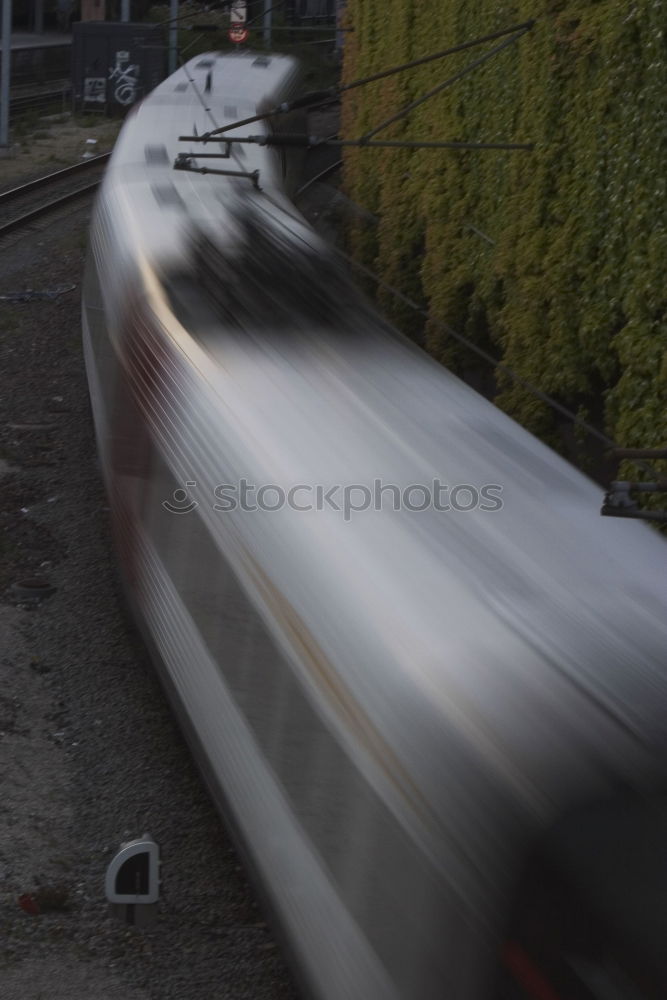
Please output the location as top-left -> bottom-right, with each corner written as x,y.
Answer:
72,21 -> 165,111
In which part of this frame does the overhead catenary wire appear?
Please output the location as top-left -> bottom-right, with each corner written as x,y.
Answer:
148,0 -> 288,38
177,132 -> 534,150
288,181 -> 663,500
294,159 -> 344,197
279,38 -> 340,47
339,19 -> 535,94
360,24 -> 532,142
244,1 -> 286,28
253,25 -> 352,31
172,20 -> 579,450
182,32 -> 216,58
189,20 -> 535,142
153,1 -> 230,29
153,1 -> 339,72
293,36 -> 339,44
154,0 -> 335,32
330,247 -> 665,487
341,246 -> 666,506
173,21 -> 594,457
254,182 -> 616,461
286,182 -> 630,471
172,26 -> 661,484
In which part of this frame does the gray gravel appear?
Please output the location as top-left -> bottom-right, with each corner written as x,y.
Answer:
0,208 -> 299,999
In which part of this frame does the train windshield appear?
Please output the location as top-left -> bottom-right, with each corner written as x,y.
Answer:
498,793 -> 667,1000
165,214 -> 367,335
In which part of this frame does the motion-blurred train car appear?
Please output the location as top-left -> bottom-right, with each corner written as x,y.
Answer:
82,50 -> 667,1000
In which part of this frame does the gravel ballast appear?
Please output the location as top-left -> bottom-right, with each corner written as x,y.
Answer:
0,207 -> 299,1000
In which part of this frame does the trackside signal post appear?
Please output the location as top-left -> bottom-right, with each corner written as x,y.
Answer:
229,0 -> 248,45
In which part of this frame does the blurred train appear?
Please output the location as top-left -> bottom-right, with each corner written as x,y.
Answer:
82,51 -> 667,1000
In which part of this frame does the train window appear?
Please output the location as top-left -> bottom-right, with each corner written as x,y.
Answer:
170,215 -> 366,332
497,793 -> 667,1000
145,144 -> 169,164
150,183 -> 184,209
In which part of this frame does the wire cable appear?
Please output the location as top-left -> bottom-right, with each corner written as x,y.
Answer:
334,248 -> 665,486
166,24 -> 661,491
191,20 -> 535,141
360,24 -> 532,142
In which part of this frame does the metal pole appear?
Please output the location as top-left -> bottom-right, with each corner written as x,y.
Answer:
169,0 -> 178,75
335,0 -> 345,56
121,0 -> 130,22
0,0 -> 11,149
263,0 -> 271,49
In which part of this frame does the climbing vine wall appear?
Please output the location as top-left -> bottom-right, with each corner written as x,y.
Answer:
341,1 -> 667,459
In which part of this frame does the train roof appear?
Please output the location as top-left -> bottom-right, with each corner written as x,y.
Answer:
139,268 -> 667,823
149,49 -> 302,111
98,51 -> 309,271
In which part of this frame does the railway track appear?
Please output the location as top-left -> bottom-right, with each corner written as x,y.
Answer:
0,153 -> 110,242
10,80 -> 72,122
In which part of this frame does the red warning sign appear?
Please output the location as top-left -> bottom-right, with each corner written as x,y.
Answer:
228,25 -> 249,43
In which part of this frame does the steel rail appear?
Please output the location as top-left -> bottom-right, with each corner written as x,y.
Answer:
9,87 -> 72,121
0,179 -> 103,237
0,153 -> 111,207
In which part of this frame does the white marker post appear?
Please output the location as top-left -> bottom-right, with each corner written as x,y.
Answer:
105,834 -> 160,927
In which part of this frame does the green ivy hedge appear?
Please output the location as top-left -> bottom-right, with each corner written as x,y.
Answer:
341,1 -> 667,467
